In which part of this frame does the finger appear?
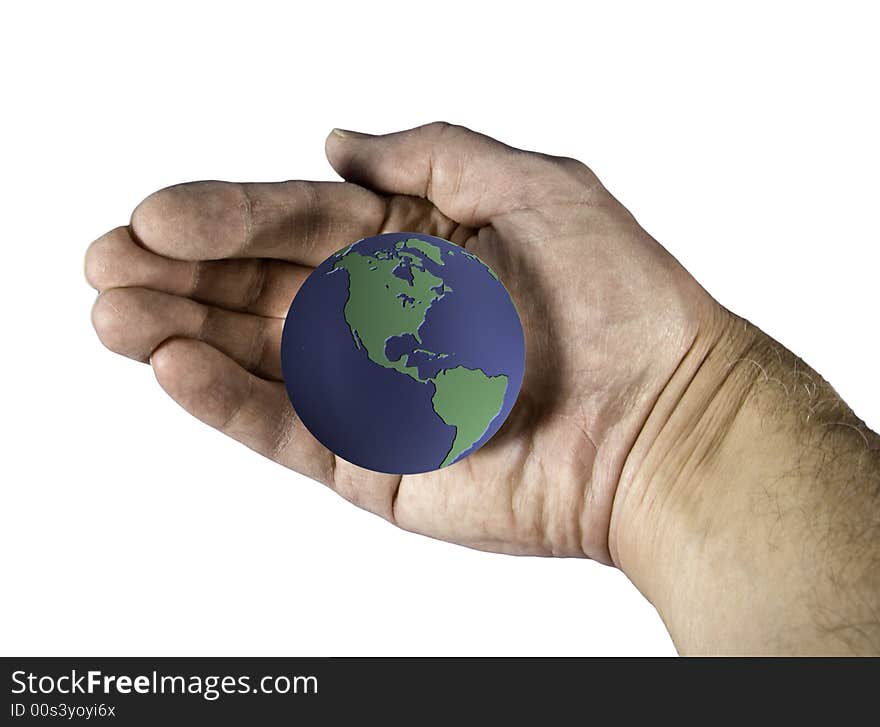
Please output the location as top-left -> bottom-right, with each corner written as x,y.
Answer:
92,287 -> 283,380
150,338 -> 335,485
130,180 -> 389,265
85,226 -> 308,317
324,122 -> 594,227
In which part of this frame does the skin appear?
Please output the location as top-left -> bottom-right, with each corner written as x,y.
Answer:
86,122 -> 880,654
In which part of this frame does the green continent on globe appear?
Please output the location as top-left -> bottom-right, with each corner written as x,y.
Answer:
430,366 -> 509,467
397,237 -> 445,266
332,237 -> 509,468
333,240 -> 448,382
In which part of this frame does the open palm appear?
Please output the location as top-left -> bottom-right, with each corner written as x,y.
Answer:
87,123 -> 715,564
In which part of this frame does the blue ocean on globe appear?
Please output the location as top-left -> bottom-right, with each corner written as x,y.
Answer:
281,232 -> 525,475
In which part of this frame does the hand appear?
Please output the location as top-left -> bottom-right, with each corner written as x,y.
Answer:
86,122 -> 716,563
86,123 -> 880,654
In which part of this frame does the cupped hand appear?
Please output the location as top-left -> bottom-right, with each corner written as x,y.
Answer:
86,123 -> 719,564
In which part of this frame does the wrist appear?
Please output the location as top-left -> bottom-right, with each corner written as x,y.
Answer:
611,306 -> 880,653
609,308 -> 805,651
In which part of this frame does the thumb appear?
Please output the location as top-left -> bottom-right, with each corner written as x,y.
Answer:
325,121 -> 584,227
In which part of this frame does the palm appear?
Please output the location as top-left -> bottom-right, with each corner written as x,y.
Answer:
88,124 -> 708,563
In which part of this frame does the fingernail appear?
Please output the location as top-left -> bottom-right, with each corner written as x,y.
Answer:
331,127 -> 370,139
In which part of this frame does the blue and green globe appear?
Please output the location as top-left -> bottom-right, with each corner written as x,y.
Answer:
281,232 -> 525,475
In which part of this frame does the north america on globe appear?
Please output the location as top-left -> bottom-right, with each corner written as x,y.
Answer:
281,232 -> 525,475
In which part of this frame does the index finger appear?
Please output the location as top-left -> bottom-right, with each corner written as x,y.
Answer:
130,180 -> 388,265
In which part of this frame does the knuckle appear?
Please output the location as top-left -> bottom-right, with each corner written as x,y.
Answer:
555,155 -> 585,171
287,180 -> 321,257
421,120 -> 461,144
553,155 -> 599,186
240,258 -> 269,310
423,120 -> 453,134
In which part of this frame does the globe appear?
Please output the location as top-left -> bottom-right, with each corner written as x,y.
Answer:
281,232 -> 525,475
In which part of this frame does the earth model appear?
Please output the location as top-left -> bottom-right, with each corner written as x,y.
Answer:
281,232 -> 525,475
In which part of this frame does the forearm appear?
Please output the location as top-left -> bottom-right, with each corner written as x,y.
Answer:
612,308 -> 880,655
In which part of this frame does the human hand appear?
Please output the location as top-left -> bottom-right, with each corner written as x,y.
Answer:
86,123 -> 880,653
86,122 -> 714,564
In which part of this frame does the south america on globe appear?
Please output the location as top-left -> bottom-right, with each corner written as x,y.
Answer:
281,232 -> 525,475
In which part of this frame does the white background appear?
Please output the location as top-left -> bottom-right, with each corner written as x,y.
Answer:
1,1 -> 878,656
